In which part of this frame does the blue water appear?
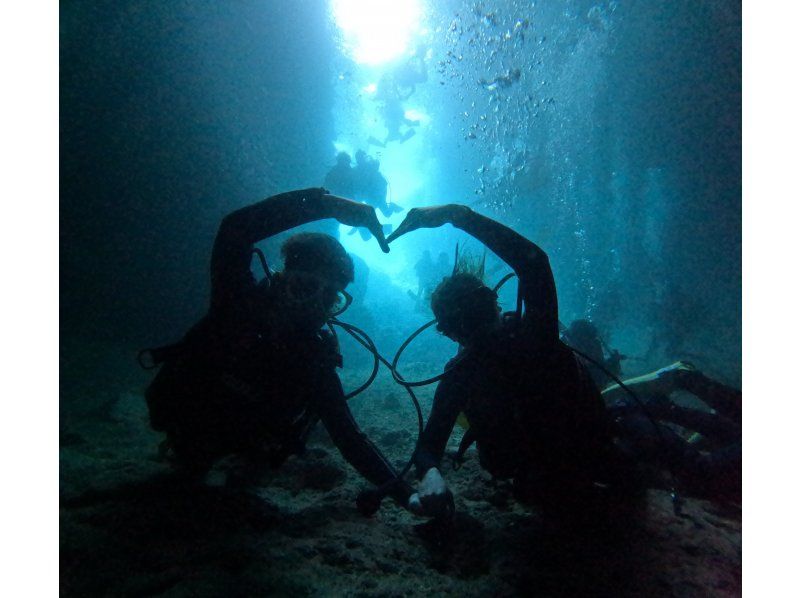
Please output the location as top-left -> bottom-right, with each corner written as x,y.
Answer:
61,0 -> 741,387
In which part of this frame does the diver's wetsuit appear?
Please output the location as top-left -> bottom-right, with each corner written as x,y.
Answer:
416,319 -> 616,502
146,191 -> 411,503
413,211 -> 617,505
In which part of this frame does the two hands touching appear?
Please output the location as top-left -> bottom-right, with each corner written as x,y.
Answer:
322,189 -> 466,254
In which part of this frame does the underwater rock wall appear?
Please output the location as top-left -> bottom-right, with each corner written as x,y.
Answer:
61,0 -> 337,345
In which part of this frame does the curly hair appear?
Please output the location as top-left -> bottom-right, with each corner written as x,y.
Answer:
431,272 -> 499,341
281,233 -> 354,290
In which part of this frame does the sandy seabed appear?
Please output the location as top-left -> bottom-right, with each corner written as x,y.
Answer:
60,340 -> 741,597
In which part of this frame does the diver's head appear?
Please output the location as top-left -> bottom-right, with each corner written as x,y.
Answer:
565,319 -> 599,344
564,319 -> 604,360
336,151 -> 351,167
274,233 -> 354,331
355,150 -> 368,165
431,272 -> 501,346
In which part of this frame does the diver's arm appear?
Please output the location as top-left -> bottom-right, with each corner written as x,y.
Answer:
388,205 -> 559,342
315,374 -> 413,507
408,377 -> 462,516
449,205 -> 559,341
210,189 -> 388,308
414,377 -> 463,476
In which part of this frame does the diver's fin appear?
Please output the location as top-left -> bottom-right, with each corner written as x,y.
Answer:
399,129 -> 417,143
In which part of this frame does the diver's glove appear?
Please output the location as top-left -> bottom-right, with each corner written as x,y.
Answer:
408,467 -> 455,519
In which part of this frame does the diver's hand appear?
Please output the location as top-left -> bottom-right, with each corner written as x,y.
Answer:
407,468 -> 454,518
323,194 -> 390,253
386,205 -> 470,243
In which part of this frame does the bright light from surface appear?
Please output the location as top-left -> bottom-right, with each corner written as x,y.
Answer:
331,0 -> 422,65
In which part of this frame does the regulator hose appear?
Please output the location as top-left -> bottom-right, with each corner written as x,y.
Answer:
327,318 -> 426,515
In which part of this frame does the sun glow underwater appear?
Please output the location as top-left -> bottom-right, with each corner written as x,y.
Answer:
331,0 -> 423,65
329,1 -> 431,279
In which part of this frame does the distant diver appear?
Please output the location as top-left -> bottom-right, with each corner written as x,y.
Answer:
479,68 -> 521,91
324,150 -> 402,242
562,319 -> 626,389
323,151 -> 356,199
408,249 -> 452,312
367,69 -> 422,148
142,189 -> 414,510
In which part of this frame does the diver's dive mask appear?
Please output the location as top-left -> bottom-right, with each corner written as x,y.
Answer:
328,289 -> 353,317
282,270 -> 353,318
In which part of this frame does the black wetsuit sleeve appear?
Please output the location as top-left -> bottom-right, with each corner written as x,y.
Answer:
209,189 -> 331,309
452,207 -> 559,344
315,372 -> 413,505
414,375 -> 465,476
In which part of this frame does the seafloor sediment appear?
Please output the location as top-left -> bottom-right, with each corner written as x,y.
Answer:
60,341 -> 741,597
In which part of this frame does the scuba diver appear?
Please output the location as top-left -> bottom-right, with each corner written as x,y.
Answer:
479,67 -> 522,91
143,188 -> 413,509
408,250 -> 452,312
564,319 -> 741,498
366,44 -> 429,149
388,204 -> 617,517
407,249 -> 436,312
352,150 -> 403,218
323,151 -> 356,199
346,151 -> 403,242
367,73 -> 421,149
562,319 -> 626,389
387,205 -> 740,519
563,318 -> 740,429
